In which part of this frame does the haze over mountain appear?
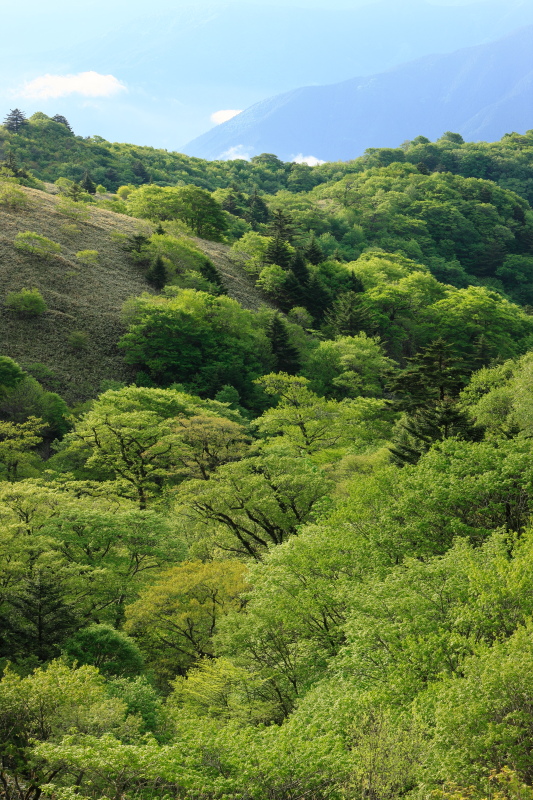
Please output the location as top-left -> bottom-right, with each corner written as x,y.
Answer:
183,24 -> 533,163
3,0 -> 533,148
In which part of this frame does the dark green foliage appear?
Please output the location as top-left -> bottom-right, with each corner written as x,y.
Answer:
266,314 -> 301,374
389,400 -> 484,466
264,234 -> 292,269
304,235 -> 324,265
290,250 -> 310,285
388,338 -> 468,412
198,257 -> 223,292
268,208 -> 296,242
322,290 -> 371,337
0,356 -> 25,397
80,170 -> 96,194
2,571 -> 79,663
3,108 -> 27,133
51,115 -> 73,133
146,256 -> 167,290
62,624 -> 144,677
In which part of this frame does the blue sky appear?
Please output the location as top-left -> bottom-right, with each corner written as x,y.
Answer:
3,0 -> 533,152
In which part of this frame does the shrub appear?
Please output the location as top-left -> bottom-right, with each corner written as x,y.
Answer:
5,287 -> 47,316
14,231 -> 61,257
67,331 -> 89,351
96,184 -> 107,194
59,223 -> 80,237
0,182 -> 32,210
76,249 -> 99,265
56,197 -> 90,221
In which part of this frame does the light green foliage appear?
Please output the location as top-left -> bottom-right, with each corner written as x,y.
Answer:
303,333 -> 395,398
175,453 -> 333,560
231,231 -> 272,274
0,416 -> 44,480
125,560 -> 248,680
5,287 -> 47,316
56,196 -> 91,220
76,248 -> 99,265
255,372 -> 389,457
0,180 -> 32,210
127,184 -> 227,240
14,231 -> 61,256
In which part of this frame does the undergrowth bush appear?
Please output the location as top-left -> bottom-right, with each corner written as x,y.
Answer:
5,287 -> 47,316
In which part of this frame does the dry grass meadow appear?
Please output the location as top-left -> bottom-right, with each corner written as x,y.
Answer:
0,184 -> 267,402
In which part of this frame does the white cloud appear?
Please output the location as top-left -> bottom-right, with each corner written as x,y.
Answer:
292,153 -> 326,166
211,109 -> 242,125
218,144 -> 253,161
19,71 -> 126,100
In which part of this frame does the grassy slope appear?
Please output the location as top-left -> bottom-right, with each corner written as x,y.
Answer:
0,186 -> 268,403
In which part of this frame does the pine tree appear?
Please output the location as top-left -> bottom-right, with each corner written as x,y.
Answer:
3,108 -> 27,133
246,189 -> 269,227
80,170 -> 97,194
302,273 -> 332,323
267,314 -> 301,374
268,208 -> 296,242
51,114 -> 73,132
305,235 -> 324,265
387,338 -> 468,413
198,258 -> 224,293
132,159 -> 150,183
290,250 -> 310,285
146,256 -> 167,290
264,235 -> 292,269
322,291 -> 371,337
389,400 -> 484,466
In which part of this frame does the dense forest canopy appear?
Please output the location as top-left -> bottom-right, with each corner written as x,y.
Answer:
3,110 -> 533,800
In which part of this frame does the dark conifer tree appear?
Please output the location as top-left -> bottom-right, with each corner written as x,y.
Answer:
3,108 -> 27,132
199,258 -> 224,293
146,256 -> 167,290
290,250 -> 310,285
154,223 -> 166,235
267,314 -> 301,374
246,189 -> 269,228
302,273 -> 332,323
132,160 -> 150,184
387,338 -> 468,413
305,235 -> 324,265
264,235 -> 292,269
51,114 -> 73,132
268,208 -> 296,242
80,170 -> 97,194
389,400 -> 484,467
322,291 -> 371,337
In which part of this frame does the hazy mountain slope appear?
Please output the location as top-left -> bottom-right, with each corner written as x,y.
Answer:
0,187 -> 268,402
183,25 -> 533,162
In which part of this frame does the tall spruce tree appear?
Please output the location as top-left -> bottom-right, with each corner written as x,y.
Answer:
3,108 -> 27,133
322,291 -> 371,337
146,256 -> 167,290
264,235 -> 292,269
290,250 -> 310,285
268,208 -> 296,242
80,171 -> 97,194
51,114 -> 73,132
305,235 -> 324,265
267,314 -> 301,374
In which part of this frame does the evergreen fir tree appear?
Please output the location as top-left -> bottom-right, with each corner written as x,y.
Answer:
199,258 -> 224,294
3,108 -> 27,133
7,571 -> 78,662
303,273 -> 332,323
264,235 -> 292,269
154,223 -> 166,235
268,208 -> 296,242
322,291 -> 371,337
267,314 -> 301,374
305,235 -> 324,265
146,256 -> 167,290
80,170 -> 97,194
389,400 -> 484,467
51,114 -> 73,132
290,250 -> 310,285
246,189 -> 269,228
387,338 -> 468,413
132,160 -> 150,183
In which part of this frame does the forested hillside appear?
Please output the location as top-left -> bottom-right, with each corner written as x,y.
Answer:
3,112 -> 533,800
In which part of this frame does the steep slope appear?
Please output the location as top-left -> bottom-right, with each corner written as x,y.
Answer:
183,25 -> 533,162
0,187 -> 268,402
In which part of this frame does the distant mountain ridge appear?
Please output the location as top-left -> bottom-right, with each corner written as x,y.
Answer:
183,25 -> 533,163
